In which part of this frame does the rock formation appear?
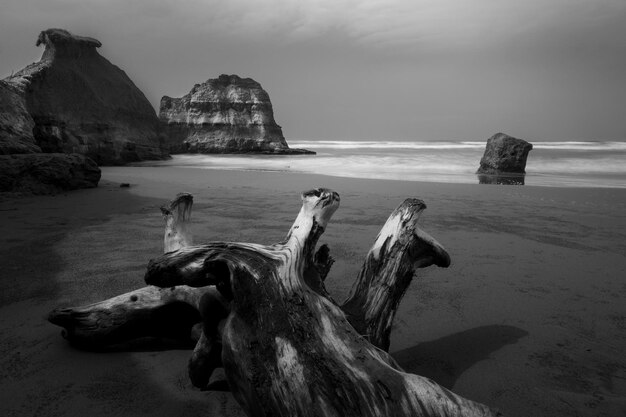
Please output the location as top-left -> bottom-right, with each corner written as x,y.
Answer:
2,28 -> 168,165
159,74 -> 314,154
476,132 -> 533,175
0,153 -> 100,194
1,78 -> 100,194
0,81 -> 39,154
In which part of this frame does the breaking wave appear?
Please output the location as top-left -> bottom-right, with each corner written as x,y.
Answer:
138,140 -> 626,188
290,140 -> 626,152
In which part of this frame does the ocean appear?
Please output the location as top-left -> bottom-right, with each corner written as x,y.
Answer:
139,140 -> 626,189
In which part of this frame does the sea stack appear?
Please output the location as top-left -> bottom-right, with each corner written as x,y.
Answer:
477,132 -> 533,175
2,28 -> 168,165
159,74 -> 314,154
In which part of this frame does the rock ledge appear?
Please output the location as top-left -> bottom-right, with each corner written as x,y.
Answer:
0,153 -> 101,194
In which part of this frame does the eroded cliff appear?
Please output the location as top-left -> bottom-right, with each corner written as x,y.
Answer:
159,74 -> 313,154
0,81 -> 39,154
3,28 -> 168,165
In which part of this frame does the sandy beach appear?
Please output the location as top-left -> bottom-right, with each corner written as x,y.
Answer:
1,166 -> 625,417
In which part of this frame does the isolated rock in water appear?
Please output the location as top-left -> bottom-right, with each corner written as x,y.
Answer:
476,132 -> 533,174
0,153 -> 101,194
2,29 -> 168,165
159,74 -> 314,154
0,81 -> 40,154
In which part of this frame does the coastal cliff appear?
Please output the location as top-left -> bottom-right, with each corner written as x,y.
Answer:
0,81 -> 40,155
159,74 -> 313,154
2,28 -> 168,165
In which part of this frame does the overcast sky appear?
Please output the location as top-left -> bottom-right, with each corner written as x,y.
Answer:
1,0 -> 625,141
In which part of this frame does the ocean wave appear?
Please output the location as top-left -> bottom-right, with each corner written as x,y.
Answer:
533,141 -> 626,151
290,140 -> 626,151
289,141 -> 485,150
527,156 -> 626,174
137,147 -> 626,189
148,153 -> 626,176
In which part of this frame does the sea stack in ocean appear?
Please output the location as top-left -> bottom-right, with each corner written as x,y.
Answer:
1,28 -> 168,165
159,74 -> 314,154
477,133 -> 533,184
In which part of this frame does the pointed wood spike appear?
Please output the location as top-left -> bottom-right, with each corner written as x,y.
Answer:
341,198 -> 451,351
162,192 -> 194,253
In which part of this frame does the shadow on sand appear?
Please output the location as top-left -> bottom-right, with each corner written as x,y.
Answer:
392,325 -> 528,389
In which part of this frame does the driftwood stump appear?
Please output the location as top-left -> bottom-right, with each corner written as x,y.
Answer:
49,189 -> 499,416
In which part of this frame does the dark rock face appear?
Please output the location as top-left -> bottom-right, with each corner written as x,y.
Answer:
0,153 -> 101,194
3,28 -> 168,165
159,74 -> 314,155
0,81 -> 40,154
476,133 -> 533,175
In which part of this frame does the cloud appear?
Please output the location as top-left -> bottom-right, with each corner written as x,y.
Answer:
174,0 -> 626,51
3,0 -> 624,53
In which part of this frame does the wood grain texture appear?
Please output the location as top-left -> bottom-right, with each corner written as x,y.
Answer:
341,198 -> 451,351
48,189 -> 498,416
147,189 -> 498,417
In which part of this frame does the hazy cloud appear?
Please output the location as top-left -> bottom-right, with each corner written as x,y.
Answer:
1,0 -> 625,140
5,0 -> 625,50
170,0 -> 626,50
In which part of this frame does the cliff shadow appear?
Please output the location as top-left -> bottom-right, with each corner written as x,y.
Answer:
478,173 -> 526,185
392,325 -> 528,389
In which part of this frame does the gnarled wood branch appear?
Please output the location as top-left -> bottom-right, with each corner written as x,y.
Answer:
48,284 -> 209,349
341,198 -> 451,351
48,189 -> 498,415
146,189 -> 497,417
48,192 -> 203,348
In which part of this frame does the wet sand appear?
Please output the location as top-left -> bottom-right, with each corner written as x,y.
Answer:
1,166 -> 625,417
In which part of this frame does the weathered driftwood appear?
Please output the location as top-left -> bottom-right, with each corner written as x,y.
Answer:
48,284 -> 209,349
341,198 -> 451,351
48,189 -> 498,415
146,189 -> 497,417
48,192 -> 207,348
47,191 -> 334,386
161,192 -> 194,253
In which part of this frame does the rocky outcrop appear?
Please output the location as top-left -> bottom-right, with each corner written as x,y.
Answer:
0,153 -> 101,194
0,81 -> 40,154
159,74 -> 314,154
2,28 -> 168,165
476,133 -> 533,175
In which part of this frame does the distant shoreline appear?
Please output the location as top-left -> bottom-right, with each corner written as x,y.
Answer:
131,151 -> 626,189
102,165 -> 626,203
